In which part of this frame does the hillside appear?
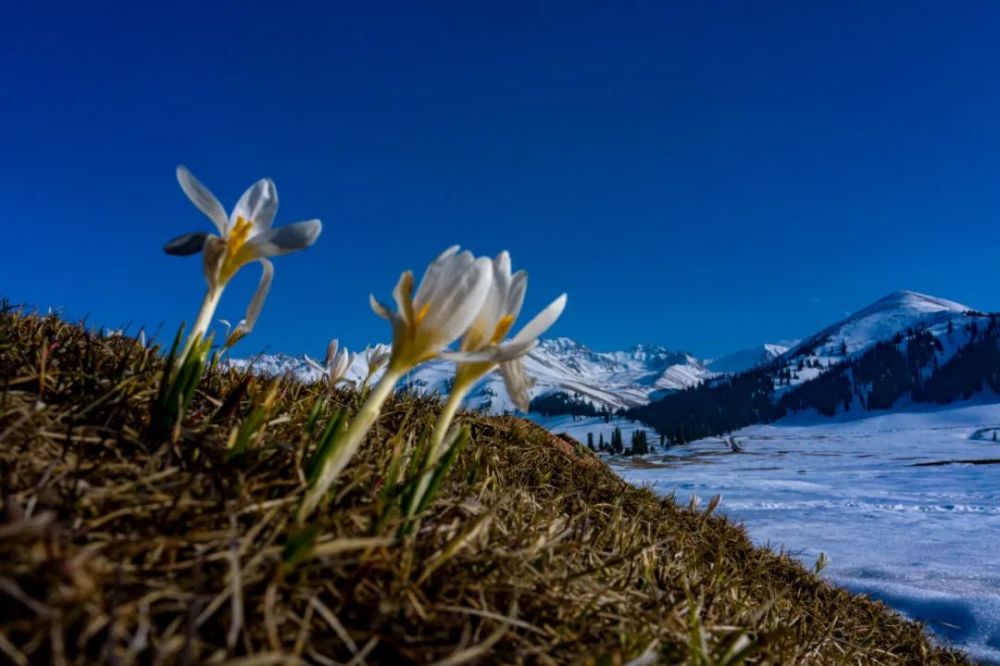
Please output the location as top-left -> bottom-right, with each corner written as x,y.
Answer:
0,307 -> 967,664
786,290 -> 970,360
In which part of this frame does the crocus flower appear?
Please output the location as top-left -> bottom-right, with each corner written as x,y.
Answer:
442,251 -> 567,410
304,339 -> 356,387
164,166 -> 321,352
365,343 -> 392,375
360,343 -> 392,391
404,251 -> 565,519
298,246 -> 492,520
369,246 -> 494,372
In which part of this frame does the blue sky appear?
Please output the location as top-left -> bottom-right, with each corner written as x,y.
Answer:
3,1 -> 1000,357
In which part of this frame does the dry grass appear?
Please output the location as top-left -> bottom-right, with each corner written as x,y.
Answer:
0,306 -> 968,664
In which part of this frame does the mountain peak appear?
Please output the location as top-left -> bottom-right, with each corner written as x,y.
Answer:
860,290 -> 969,316
538,337 -> 589,353
707,343 -> 790,374
787,290 -> 972,360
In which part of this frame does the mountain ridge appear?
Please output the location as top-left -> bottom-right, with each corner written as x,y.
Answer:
630,290 -> 997,443
234,290 -> 989,419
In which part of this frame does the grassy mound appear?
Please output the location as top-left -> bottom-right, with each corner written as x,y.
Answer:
0,308 -> 967,664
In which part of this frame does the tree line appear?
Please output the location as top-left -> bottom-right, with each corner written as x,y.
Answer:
629,314 -> 1000,443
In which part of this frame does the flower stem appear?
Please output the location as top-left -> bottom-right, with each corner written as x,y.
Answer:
428,384 -> 467,465
405,380 -> 470,520
178,286 -> 223,366
298,367 -> 403,521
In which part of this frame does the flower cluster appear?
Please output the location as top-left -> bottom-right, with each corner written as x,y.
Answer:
301,247 -> 565,519
304,339 -> 355,387
161,166 -> 566,523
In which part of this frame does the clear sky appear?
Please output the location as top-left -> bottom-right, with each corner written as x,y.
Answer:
3,1 -> 1000,358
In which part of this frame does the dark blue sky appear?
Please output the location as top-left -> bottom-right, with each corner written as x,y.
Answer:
3,1 -> 1000,357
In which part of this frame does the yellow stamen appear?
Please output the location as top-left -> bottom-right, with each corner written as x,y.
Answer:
491,314 -> 515,344
227,216 -> 253,257
415,302 -> 431,326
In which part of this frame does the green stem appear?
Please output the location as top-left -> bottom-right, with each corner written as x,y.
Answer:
298,367 -> 404,521
428,384 -> 468,465
405,380 -> 470,520
178,286 -> 223,367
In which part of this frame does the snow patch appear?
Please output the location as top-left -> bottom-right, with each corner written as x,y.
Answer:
613,401 -> 1000,663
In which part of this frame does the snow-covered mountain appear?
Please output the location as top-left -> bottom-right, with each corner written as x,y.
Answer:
773,290 -> 975,390
707,343 -> 790,374
234,290 -> 986,418
407,338 -> 712,413
235,338 -> 714,414
787,290 -> 970,360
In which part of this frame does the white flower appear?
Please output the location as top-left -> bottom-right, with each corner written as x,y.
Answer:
358,343 -> 392,391
298,246 -> 492,521
400,252 -> 566,522
369,246 -> 493,371
442,251 -> 566,411
364,343 -> 392,376
165,166 -> 322,286
163,166 -> 321,344
304,339 -> 355,386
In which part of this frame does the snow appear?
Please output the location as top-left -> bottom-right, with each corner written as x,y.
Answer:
786,290 -> 970,359
707,343 -> 790,374
235,291 -> 982,416
232,348 -> 383,387
235,337 -> 714,414
762,290 -> 981,395
612,401 -> 1000,663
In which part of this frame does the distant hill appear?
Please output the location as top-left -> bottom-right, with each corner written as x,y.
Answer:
630,291 -> 998,443
235,291 -> 1000,432
707,343 -> 790,374
236,338 -> 715,414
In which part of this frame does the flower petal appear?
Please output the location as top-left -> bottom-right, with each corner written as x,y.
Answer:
202,236 -> 227,289
506,271 -> 528,322
232,178 -> 278,234
494,250 -> 512,279
237,220 -> 322,261
177,166 -> 228,234
511,294 -> 567,345
367,343 -> 391,371
436,245 -> 461,262
324,339 -> 339,367
163,231 -> 210,256
225,259 -> 274,347
500,358 -> 534,411
461,255 -> 525,351
331,348 -> 352,380
244,259 -> 274,330
442,338 -> 537,364
393,271 -> 415,325
370,294 -> 393,320
303,355 -> 326,374
415,246 -> 466,306
422,256 -> 494,344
